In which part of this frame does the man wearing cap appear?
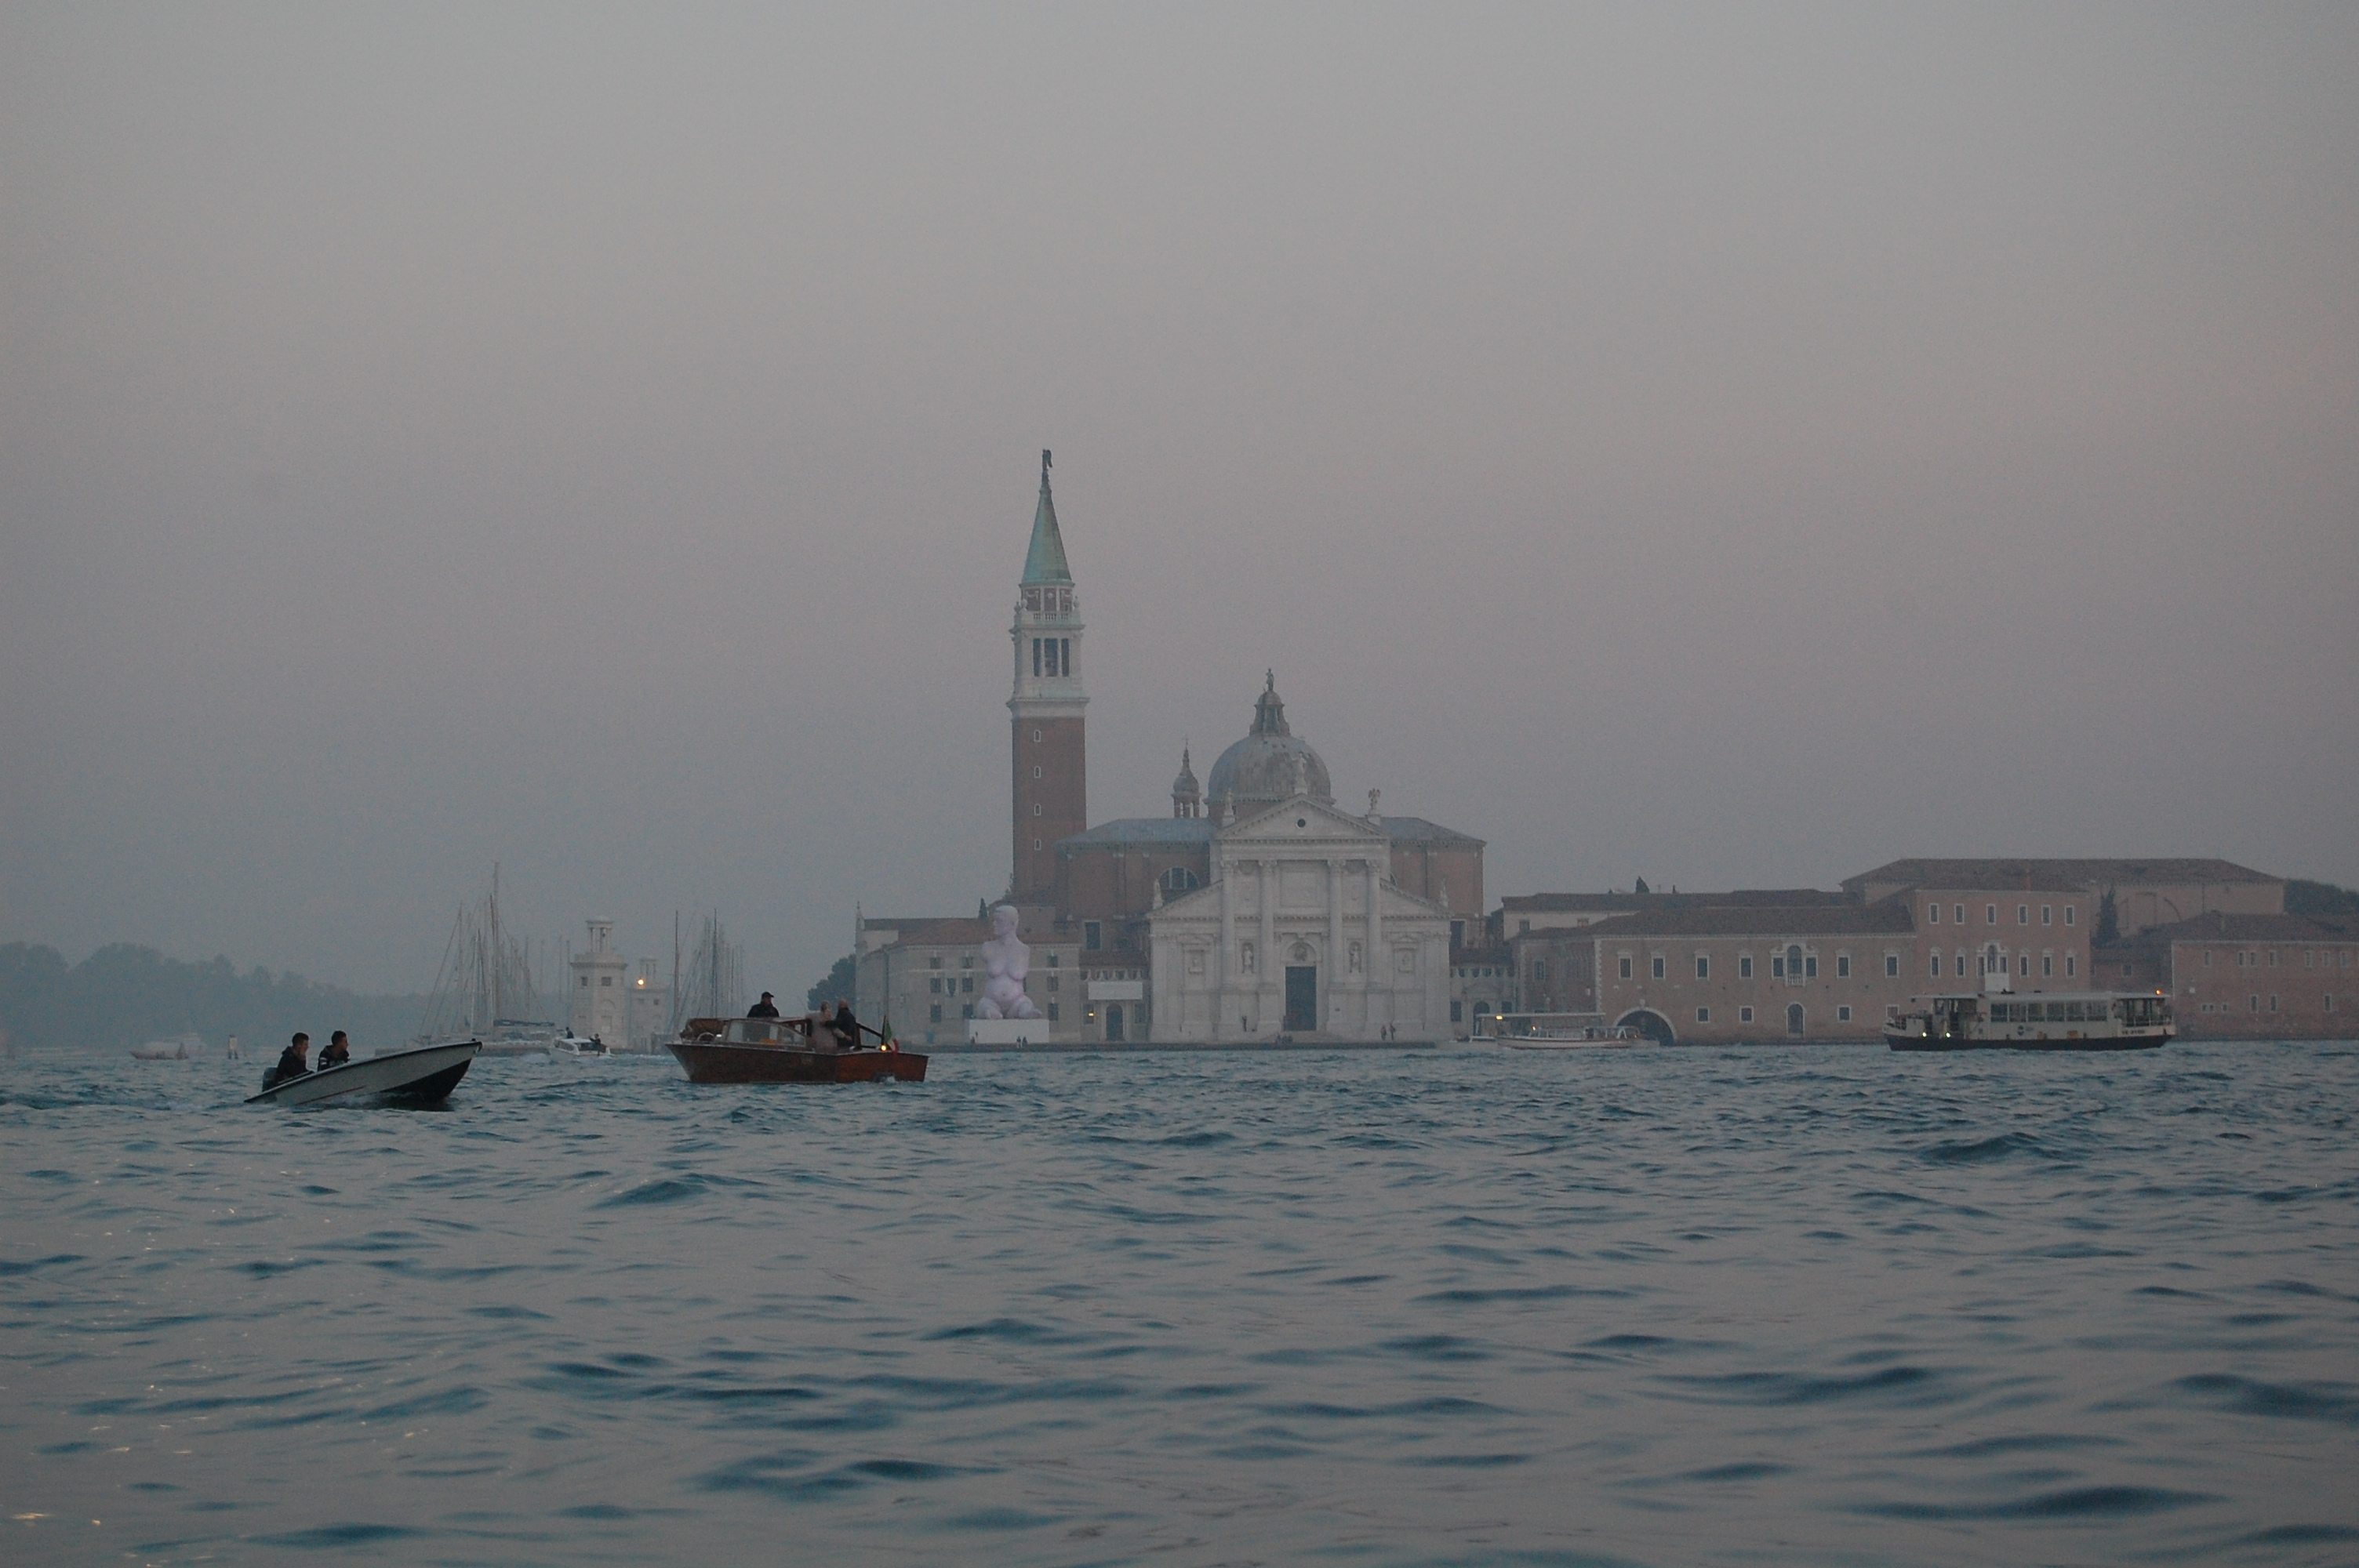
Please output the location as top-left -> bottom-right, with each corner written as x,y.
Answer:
747,993 -> 781,1019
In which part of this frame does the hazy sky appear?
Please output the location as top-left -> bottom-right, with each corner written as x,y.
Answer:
5,4 -> 2354,996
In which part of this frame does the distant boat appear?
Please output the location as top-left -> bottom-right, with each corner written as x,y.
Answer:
131,1033 -> 202,1061
245,1040 -> 482,1107
668,1016 -> 927,1084
1885,989 -> 2174,1051
1482,1013 -> 1641,1050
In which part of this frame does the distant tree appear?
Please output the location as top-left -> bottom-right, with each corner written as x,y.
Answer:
2286,879 -> 2359,931
808,953 -> 856,1011
1633,877 -> 1651,895
2095,890 -> 2119,946
0,941 -> 429,1054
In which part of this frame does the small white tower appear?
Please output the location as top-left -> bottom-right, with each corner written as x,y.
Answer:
570,917 -> 630,1045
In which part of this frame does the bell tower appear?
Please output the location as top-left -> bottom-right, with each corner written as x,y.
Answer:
1009,450 -> 1086,899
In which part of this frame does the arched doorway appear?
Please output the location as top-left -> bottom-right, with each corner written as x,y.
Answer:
1785,1003 -> 1805,1037
1616,1008 -> 1675,1045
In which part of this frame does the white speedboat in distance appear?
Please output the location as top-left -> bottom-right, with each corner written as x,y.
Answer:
245,1040 -> 482,1108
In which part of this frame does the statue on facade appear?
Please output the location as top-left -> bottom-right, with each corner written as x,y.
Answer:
975,903 -> 1043,1020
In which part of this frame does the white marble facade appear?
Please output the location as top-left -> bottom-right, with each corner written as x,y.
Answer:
1148,797 -> 1451,1041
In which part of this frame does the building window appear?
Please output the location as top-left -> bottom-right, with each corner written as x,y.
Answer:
1739,1006 -> 1754,1023
2066,954 -> 2077,977
929,1004 -> 942,1022
2064,905 -> 2075,925
1618,955 -> 1633,979
1652,955 -> 1666,979
961,976 -> 973,993
1032,765 -> 1042,779
2270,993 -> 2280,1012
2041,905 -> 2053,926
2250,995 -> 2260,1012
1930,953 -> 1942,978
1450,1000 -> 1463,1022
579,975 -> 588,988
2018,905 -> 2029,924
1033,838 -> 1042,851
1033,728 -> 1042,742
2204,950 -> 2213,967
1047,1003 -> 1060,1022
2269,950 -> 2279,967
1084,921 -> 1102,951
1740,954 -> 1754,978
1837,1006 -> 1852,1022
1806,953 -> 1818,978
1696,955 -> 1710,979
2041,953 -> 2053,977
1161,867 -> 1201,893
1696,1007 -> 1710,1023
600,975 -> 612,987
1786,1004 -> 1805,1036
929,978 -> 941,994
1954,905 -> 1965,924
1928,902 -> 1940,924
1986,904 -> 1998,924
1837,954 -> 1851,978
2327,994 -> 2335,1014
962,1004 -> 976,1019
1047,975 -> 1059,992
1533,960 -> 1551,984
1885,953 -> 1899,977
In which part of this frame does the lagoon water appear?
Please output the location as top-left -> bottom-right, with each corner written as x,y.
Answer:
3,1041 -> 2357,1566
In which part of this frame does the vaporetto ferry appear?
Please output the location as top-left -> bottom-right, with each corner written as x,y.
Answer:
1884,983 -> 2174,1051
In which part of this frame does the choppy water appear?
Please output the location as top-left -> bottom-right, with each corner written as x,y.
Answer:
4,1041 -> 2357,1566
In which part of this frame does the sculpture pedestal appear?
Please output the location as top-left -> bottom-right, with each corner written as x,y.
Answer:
966,1018 -> 1049,1047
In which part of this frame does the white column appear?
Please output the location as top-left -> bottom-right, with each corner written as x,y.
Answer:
1365,858 -> 1384,1029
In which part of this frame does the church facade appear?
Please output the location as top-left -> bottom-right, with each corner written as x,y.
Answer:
857,455 -> 1481,1044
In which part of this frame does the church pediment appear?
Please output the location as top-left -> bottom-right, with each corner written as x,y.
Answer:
1217,796 -> 1387,847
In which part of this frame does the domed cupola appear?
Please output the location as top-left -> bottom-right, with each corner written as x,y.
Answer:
1205,672 -> 1332,818
1172,746 -> 1202,818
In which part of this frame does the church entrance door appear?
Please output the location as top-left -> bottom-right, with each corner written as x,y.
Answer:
1284,967 -> 1318,1033
1105,1004 -> 1125,1043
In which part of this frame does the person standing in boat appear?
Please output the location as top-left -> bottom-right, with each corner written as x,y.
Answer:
317,1031 -> 351,1069
831,1000 -> 860,1051
747,993 -> 781,1019
263,1033 -> 311,1090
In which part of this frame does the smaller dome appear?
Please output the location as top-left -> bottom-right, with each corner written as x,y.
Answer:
1172,746 -> 1200,800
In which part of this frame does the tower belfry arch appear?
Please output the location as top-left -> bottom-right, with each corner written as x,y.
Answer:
1009,449 -> 1087,899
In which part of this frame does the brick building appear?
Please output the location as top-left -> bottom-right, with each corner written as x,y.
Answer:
2093,911 -> 2355,1038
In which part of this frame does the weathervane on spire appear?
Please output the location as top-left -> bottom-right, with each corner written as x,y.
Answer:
1041,448 -> 1052,485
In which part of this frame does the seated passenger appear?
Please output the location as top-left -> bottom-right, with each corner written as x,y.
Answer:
317,1030 -> 351,1069
262,1033 -> 311,1091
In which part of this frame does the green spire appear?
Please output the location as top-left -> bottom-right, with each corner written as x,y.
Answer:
1020,448 -> 1073,586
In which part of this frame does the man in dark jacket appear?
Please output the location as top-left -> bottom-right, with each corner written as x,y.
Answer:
830,1000 -> 860,1051
747,993 -> 781,1018
318,1031 -> 351,1069
263,1033 -> 311,1090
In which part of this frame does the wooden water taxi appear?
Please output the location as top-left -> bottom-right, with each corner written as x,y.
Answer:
667,1017 -> 929,1084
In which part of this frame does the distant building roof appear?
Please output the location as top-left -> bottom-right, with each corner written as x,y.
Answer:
867,917 -> 994,947
1379,816 -> 1485,848
2106,911 -> 2354,947
1058,818 -> 1219,850
1550,904 -> 1917,940
1844,858 -> 2281,895
1500,889 -> 1851,921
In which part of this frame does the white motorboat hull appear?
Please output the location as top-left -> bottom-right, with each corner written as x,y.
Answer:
246,1040 -> 482,1107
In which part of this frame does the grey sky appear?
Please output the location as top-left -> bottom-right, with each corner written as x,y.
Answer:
4,4 -> 2354,995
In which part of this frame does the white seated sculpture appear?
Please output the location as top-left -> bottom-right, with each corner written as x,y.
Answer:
975,903 -> 1044,1020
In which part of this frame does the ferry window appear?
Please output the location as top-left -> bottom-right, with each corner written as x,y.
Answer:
1695,955 -> 1710,979
1986,904 -> 1998,924
1651,956 -> 1666,979
2041,905 -> 2053,925
2064,906 -> 2075,925
1837,954 -> 1851,978
1739,954 -> 1754,978
2064,1002 -> 2083,1022
1885,953 -> 1899,977
1739,1006 -> 1754,1022
1618,955 -> 1633,979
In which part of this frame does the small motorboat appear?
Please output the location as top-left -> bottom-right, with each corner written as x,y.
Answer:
245,1040 -> 482,1108
131,1036 -> 198,1062
668,1016 -> 928,1084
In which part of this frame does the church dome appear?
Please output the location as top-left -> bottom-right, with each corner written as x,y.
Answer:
1206,673 -> 1332,817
